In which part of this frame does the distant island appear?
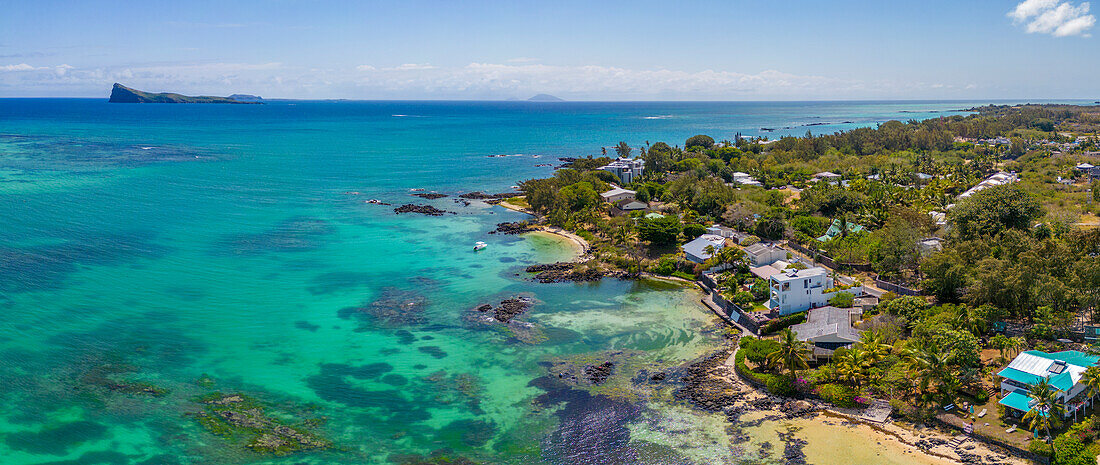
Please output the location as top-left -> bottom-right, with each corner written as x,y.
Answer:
527,94 -> 564,102
108,83 -> 263,104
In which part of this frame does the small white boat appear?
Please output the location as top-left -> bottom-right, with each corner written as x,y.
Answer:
473,241 -> 488,251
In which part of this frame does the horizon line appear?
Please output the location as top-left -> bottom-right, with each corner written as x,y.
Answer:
1,96 -> 1097,104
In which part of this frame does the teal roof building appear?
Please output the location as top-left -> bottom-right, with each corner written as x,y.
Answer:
997,350 -> 1100,419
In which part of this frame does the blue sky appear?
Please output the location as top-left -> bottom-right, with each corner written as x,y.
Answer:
1,0 -> 1098,100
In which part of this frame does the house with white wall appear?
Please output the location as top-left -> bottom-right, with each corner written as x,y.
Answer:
768,267 -> 862,316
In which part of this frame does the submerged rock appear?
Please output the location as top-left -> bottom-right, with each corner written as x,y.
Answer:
192,392 -> 330,455
338,287 -> 429,328
80,363 -> 170,397
411,192 -> 448,199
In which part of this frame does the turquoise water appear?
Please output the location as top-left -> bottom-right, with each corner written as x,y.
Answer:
0,99 -> 1080,465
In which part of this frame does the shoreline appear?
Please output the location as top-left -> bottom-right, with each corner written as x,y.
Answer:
503,200 -> 1017,464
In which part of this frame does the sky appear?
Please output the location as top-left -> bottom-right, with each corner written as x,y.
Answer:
1,0 -> 1098,100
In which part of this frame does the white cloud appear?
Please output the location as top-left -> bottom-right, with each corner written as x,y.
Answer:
1010,0 -> 1059,22
1,63 -> 37,72
387,63 -> 436,71
355,65 -> 375,71
1008,0 -> 1095,36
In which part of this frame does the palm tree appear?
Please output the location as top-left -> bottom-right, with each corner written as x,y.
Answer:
904,341 -> 953,404
1082,366 -> 1100,414
1022,378 -> 1063,453
1007,336 -> 1026,359
836,346 -> 872,388
767,328 -> 810,378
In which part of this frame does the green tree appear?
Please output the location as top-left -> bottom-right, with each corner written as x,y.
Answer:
685,134 -> 715,150
1022,378 -> 1063,447
683,223 -> 707,240
948,185 -> 1042,240
558,181 -> 600,211
920,251 -> 967,303
637,214 -> 682,246
766,328 -> 810,378
754,210 -> 788,240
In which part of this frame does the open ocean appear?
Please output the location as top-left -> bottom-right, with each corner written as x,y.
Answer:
0,99 -> 1083,465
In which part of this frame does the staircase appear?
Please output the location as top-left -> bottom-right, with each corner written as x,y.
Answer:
948,434 -> 968,449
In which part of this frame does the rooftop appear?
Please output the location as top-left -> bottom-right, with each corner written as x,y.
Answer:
997,350 -> 1100,392
600,187 -> 635,197
791,306 -> 861,342
770,266 -> 828,282
681,234 -> 726,260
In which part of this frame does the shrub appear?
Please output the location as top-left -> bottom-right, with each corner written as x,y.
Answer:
576,230 -> 595,242
741,235 -> 760,246
828,291 -> 854,308
739,336 -> 781,365
761,312 -> 807,335
671,271 -> 695,281
1028,439 -> 1052,457
815,383 -> 858,408
766,376 -> 797,396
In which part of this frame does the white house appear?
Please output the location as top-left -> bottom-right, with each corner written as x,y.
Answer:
957,171 -> 1018,200
742,243 -> 786,267
729,172 -> 762,187
791,306 -> 862,360
768,267 -> 862,316
682,234 -> 726,263
811,172 -> 842,184
598,158 -> 646,184
998,350 -> 1100,420
600,187 -> 636,203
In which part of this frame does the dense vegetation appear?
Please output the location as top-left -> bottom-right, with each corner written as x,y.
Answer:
519,104 -> 1100,457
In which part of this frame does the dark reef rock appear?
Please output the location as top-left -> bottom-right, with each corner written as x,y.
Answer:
458,191 -> 523,201
525,262 -> 611,283
672,345 -> 743,412
411,193 -> 448,199
488,221 -> 537,235
530,374 -> 643,464
583,362 -> 615,385
491,297 -> 531,323
393,204 -> 454,216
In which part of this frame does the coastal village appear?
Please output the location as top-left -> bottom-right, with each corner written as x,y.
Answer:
509,104 -> 1100,465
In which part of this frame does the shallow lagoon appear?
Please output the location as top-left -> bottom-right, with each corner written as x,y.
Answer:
0,99 -> 1021,464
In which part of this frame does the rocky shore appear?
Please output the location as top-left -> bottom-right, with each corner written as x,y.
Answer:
393,204 -> 454,216
459,191 -> 522,205
525,261 -> 631,283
